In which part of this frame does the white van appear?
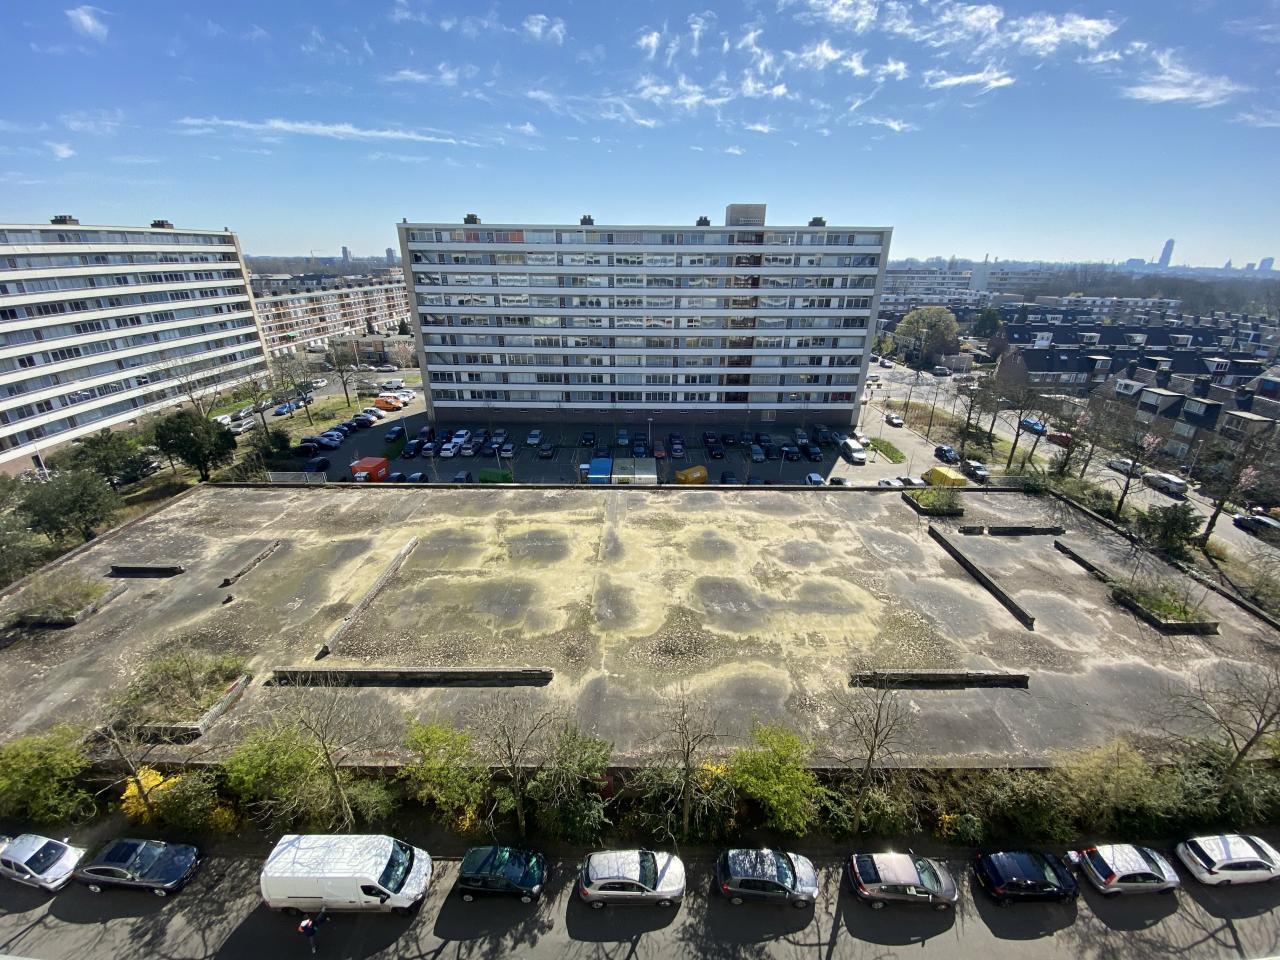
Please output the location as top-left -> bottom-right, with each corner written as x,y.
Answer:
1142,472 -> 1188,497
840,438 -> 866,465
260,834 -> 432,915
380,379 -> 406,391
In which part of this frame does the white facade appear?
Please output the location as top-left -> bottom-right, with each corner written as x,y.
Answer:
252,278 -> 410,356
398,211 -> 890,425
883,267 -> 972,296
0,218 -> 267,470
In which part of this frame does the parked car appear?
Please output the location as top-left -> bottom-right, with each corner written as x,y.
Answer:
670,442 -> 685,459
260,834 -> 431,915
456,846 -> 548,903
579,850 -> 686,909
962,460 -> 990,483
714,849 -> 818,908
1234,513 -> 1280,541
460,441 -> 478,457
738,431 -> 755,447
617,429 -> 630,447
934,445 -> 961,465
720,470 -> 739,484
491,429 -> 507,443
310,377 -> 328,388
273,402 -> 296,416
295,443 -> 318,457
385,425 -> 406,443
1075,844 -> 1179,896
803,444 -> 823,462
75,838 -> 199,897
526,429 -> 543,447
1175,834 -> 1280,885
327,423 -> 351,436
793,429 -> 810,446
1143,472 -> 1188,497
781,445 -> 801,462
1019,417 -> 1047,435
1047,432 -> 1073,448
212,413 -> 233,426
352,414 -> 376,427
765,444 -> 782,461
417,426 -> 435,441
804,473 -> 824,485
973,851 -> 1078,905
376,364 -> 398,373
361,407 -> 387,420
303,457 -> 331,473
452,471 -> 473,483
898,476 -> 928,488
538,441 -> 556,459
707,443 -> 725,460
579,431 -> 596,447
846,852 -> 959,911
439,442 -> 459,458
229,419 -> 257,435
1106,458 -> 1144,477
878,478 -> 905,487
388,472 -> 407,483
829,477 -> 850,486
933,366 -> 952,377
653,440 -> 667,460
402,439 -> 422,459
749,444 -> 766,463
453,429 -> 473,444
885,413 -> 905,427
880,359 -> 894,368
406,472 -> 426,483
308,435 -> 342,450
0,834 -> 87,892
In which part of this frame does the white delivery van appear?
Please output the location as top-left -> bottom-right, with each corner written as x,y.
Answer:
840,438 -> 866,465
380,379 -> 406,391
260,834 -> 432,915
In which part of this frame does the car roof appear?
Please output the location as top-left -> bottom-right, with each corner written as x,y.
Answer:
726,848 -> 781,879
1191,834 -> 1268,863
264,834 -> 392,879
587,850 -> 643,883
868,853 -> 920,885
460,845 -> 533,878
3,834 -> 60,862
1091,844 -> 1150,875
987,850 -> 1053,880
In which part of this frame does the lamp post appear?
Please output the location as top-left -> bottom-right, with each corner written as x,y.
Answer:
647,417 -> 653,447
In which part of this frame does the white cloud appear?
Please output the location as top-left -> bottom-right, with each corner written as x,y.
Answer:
110,154 -> 159,164
527,89 -> 560,108
1077,50 -> 1122,66
202,19 -> 226,38
45,141 -> 75,160
243,24 -> 269,42
689,145 -> 704,151
839,50 -> 869,76
687,12 -> 714,56
1224,18 -> 1280,45
1123,49 -> 1248,107
522,14 -> 566,44
1005,13 -> 1116,56
725,145 -> 745,155
791,0 -> 879,34
65,5 -> 108,42
1233,107 -> 1280,128
510,121 -> 539,136
366,151 -> 433,163
791,38 -> 845,70
381,63 -> 460,86
857,115 -> 917,132
875,57 -> 908,81
176,116 -> 482,146
389,0 -> 432,25
922,63 -> 1014,93
740,72 -> 788,98
637,30 -> 661,60
744,121 -> 775,133
883,1 -> 1002,47
736,27 -> 779,77
60,108 -> 123,134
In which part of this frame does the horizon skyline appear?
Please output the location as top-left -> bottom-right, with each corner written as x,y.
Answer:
4,1 -> 1277,265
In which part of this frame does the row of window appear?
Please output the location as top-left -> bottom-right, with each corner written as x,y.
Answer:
0,269 -> 241,296
0,230 -> 235,247
425,334 -> 865,349
406,228 -> 885,247
426,353 -> 860,368
3,251 -> 240,273
2,287 -> 247,322
412,252 -> 881,268
419,313 -> 868,330
433,371 -> 861,386
416,273 -> 873,289
432,389 -> 859,404
417,294 -> 874,310
0,302 -> 252,353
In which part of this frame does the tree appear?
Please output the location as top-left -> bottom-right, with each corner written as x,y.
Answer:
401,720 -> 488,826
632,688 -> 727,842
1133,502 -> 1203,558
387,340 -> 416,370
325,341 -> 361,408
822,685 -> 915,835
71,428 -> 151,490
396,317 -> 411,336
1093,407 -> 1170,516
0,726 -> 92,824
0,478 -> 39,586
728,723 -> 820,836
21,469 -> 120,542
469,694 -> 562,838
272,355 -> 316,427
1194,432 -> 1279,549
530,722 -> 612,842
895,307 -> 959,364
153,410 -> 236,481
973,308 -> 1004,338
364,318 -> 376,336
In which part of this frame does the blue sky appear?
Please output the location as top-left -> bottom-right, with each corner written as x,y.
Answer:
3,1 -> 1278,266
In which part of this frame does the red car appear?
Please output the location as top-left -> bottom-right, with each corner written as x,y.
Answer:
1047,432 -> 1072,448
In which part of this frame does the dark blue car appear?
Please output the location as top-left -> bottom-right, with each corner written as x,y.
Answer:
973,851 -> 1078,906
385,425 -> 406,443
74,839 -> 199,897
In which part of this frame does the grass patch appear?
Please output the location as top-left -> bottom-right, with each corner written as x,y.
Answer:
906,487 -> 962,514
866,438 -> 906,463
12,571 -> 109,623
116,650 -> 247,724
1111,583 -> 1201,623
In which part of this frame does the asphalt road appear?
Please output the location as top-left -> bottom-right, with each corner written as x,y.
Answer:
3,852 -> 1280,960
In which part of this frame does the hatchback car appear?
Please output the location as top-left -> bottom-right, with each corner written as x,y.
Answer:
452,471 -> 473,483
962,460 -> 990,483
302,457 -> 330,473
805,473 -> 825,485
934,445 -> 961,465
749,444 -> 765,463
229,420 -> 256,435
75,838 -> 199,897
457,846 -> 548,903
527,429 -> 544,446
579,431 -> 596,447
803,444 -> 823,462
720,470 -> 739,484
885,413 -> 905,427
273,402 -> 296,417
385,425 -> 406,443
439,441 -> 459,458
362,407 -> 387,420
715,849 -> 818,908
1234,514 -> 1280,541
877,478 -> 905,487
1075,844 -> 1179,896
408,472 -> 428,483
1175,834 -> 1280,885
499,441 -> 517,458
846,852 -> 959,911
670,442 -> 685,459
973,850 -> 1078,905
781,445 -> 801,462
707,443 -> 725,459
579,850 -> 686,909
0,835 -> 87,892
1019,417 -> 1047,435
538,441 -> 556,459
402,440 -> 422,459
388,472 -> 407,483
1106,458 -> 1143,477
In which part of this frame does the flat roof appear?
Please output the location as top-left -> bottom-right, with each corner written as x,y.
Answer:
0,486 -> 1274,764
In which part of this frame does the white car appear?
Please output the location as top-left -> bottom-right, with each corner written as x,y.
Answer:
212,414 -> 233,426
1105,458 -> 1144,477
439,441 -> 459,459
394,390 -> 416,403
1175,835 -> 1280,885
229,419 -> 257,435
884,413 -> 904,427
0,834 -> 87,892
452,429 -> 472,444
311,377 -> 328,388
361,407 -> 387,420
526,429 -> 543,446
578,850 -> 686,908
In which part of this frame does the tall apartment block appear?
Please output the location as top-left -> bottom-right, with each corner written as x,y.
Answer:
252,276 -> 410,357
398,204 -> 890,426
0,216 -> 267,471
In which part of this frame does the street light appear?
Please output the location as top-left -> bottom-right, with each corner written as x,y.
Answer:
647,417 -> 653,447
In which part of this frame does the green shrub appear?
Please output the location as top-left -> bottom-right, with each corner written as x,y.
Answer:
401,720 -> 487,826
823,779 -> 916,837
908,487 -> 960,513
978,768 -> 1076,843
151,769 -> 237,834
530,723 -> 612,843
728,724 -> 820,836
116,650 -> 246,723
0,726 -> 92,824
866,438 -> 906,464
934,810 -> 985,846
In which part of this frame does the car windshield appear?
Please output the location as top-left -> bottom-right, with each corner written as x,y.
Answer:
25,841 -> 65,875
1027,853 -> 1061,888
773,852 -> 796,889
133,842 -> 164,877
915,858 -> 942,893
378,840 -> 414,893
638,851 -> 658,889
505,851 -> 544,888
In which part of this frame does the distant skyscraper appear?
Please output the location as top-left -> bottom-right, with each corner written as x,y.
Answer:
385,246 -> 396,266
341,245 -> 351,264
1260,257 -> 1275,273
1157,239 -> 1174,269
1224,259 -> 1234,270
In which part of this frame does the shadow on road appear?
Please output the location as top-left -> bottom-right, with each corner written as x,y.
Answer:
429,868 -> 564,958
838,893 -> 956,946
1077,881 -> 1179,932
563,894 -> 680,942
967,870 -> 1078,940
670,871 -> 815,960
1180,875 -> 1280,921
48,883 -> 167,924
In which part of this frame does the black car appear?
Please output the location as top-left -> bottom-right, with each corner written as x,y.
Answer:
75,839 -> 199,897
402,439 -> 422,459
538,441 -> 556,458
385,425 -> 406,443
295,443 -> 318,457
721,433 -> 738,447
668,433 -> 685,447
973,851 -> 1078,906
934,445 -> 960,465
803,444 -> 823,462
457,845 -> 549,903
302,457 -> 330,473
580,431 -> 596,447
417,425 -> 436,442
452,471 -> 473,482
707,443 -> 725,459
781,445 -> 801,462
702,431 -> 719,446
1234,514 -> 1280,541
388,472 -> 408,483
764,444 -> 782,461
720,470 -> 739,484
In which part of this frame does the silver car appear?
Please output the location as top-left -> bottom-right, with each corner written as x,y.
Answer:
578,849 -> 686,909
1076,844 -> 1179,896
846,852 -> 959,910
0,834 -> 87,893
715,848 -> 818,908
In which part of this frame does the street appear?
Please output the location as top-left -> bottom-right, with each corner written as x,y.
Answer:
3,851 -> 1280,959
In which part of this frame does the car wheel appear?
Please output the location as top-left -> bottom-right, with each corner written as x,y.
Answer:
283,907 -> 302,917
590,900 -> 606,910
1220,880 -> 1232,886
656,898 -> 674,908
153,888 -> 168,898
392,906 -> 412,916
461,893 -> 475,902
87,883 -> 102,894
729,895 -> 744,906
870,900 -> 886,910
792,899 -> 811,909
934,902 -> 950,912
520,895 -> 533,904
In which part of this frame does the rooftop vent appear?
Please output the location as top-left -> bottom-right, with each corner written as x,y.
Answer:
580,215 -> 594,226
808,216 -> 827,227
695,215 -> 711,226
463,213 -> 481,225
50,214 -> 79,225
150,219 -> 174,229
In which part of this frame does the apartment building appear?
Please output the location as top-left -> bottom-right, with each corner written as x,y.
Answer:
251,275 -> 410,357
398,205 -> 890,425
0,216 -> 267,471
883,266 -> 973,296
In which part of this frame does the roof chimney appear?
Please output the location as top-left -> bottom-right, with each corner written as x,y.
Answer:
463,213 -> 481,225
50,214 -> 79,225
808,216 -> 827,227
695,215 -> 711,226
150,219 -> 174,229
580,214 -> 594,225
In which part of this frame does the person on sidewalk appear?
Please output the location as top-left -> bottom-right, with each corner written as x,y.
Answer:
298,909 -> 329,954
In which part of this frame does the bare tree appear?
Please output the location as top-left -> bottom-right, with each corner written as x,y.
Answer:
272,354 -> 316,427
325,341 -> 361,408
1194,431 -> 1279,549
1094,404 -> 1171,516
822,683 -> 915,834
633,686 -> 726,842
469,693 -> 562,838
387,341 -> 416,370
1165,661 -> 1280,794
